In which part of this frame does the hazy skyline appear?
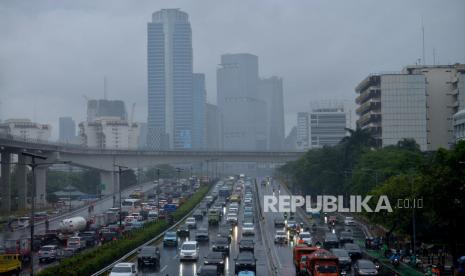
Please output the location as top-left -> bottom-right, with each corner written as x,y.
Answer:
1,0 -> 464,139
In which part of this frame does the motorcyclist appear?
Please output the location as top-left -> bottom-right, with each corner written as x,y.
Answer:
312,223 -> 317,232
389,251 -> 401,267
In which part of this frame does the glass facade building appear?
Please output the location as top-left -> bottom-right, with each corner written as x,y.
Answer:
147,9 -> 193,150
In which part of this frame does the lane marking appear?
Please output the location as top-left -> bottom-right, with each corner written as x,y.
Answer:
160,265 -> 167,272
173,254 -> 178,260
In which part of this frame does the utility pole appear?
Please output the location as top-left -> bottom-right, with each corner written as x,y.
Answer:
22,152 -> 46,276
114,164 -> 129,228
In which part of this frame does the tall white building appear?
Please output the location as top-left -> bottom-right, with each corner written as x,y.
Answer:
0,119 -> 51,141
309,107 -> 347,148
79,117 -> 139,149
296,112 -> 309,150
356,64 -> 465,151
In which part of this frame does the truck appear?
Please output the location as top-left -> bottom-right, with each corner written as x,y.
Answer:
219,187 -> 231,198
3,238 -> 31,262
58,216 -> 87,234
208,209 -> 220,225
0,254 -> 22,275
293,244 -> 319,273
298,249 -> 339,276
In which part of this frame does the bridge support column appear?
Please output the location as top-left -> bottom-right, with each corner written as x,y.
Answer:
100,170 -> 117,196
35,166 -> 47,208
16,154 -> 28,210
1,151 -> 11,213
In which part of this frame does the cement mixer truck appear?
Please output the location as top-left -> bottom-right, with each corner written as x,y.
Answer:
59,216 -> 88,233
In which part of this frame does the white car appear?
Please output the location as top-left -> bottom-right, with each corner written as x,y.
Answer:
298,231 -> 313,245
344,216 -> 355,226
109,262 -> 137,276
274,230 -> 288,244
228,207 -> 238,214
229,202 -> 239,209
185,217 -> 197,229
180,241 -> 199,261
242,222 -> 255,236
226,213 -> 238,224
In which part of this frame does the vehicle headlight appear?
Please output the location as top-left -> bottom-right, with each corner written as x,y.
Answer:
219,260 -> 224,264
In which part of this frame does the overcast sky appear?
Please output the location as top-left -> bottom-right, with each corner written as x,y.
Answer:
1,0 -> 464,139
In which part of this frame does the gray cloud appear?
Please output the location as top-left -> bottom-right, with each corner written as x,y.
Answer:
1,0 -> 464,138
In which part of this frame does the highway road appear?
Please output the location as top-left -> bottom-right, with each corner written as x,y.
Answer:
1,181 -> 158,243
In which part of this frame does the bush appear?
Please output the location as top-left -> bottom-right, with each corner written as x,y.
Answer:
38,183 -> 211,276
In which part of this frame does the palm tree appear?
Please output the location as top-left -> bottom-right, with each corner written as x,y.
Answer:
340,127 -> 376,149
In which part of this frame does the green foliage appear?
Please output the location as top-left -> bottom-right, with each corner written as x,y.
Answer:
143,164 -> 178,182
37,182 -> 211,276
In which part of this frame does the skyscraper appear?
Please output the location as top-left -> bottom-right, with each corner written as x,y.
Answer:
217,53 -> 266,150
206,103 -> 222,150
147,9 -> 193,150
87,99 -> 127,122
58,117 -> 76,143
258,76 -> 285,150
193,73 -> 206,149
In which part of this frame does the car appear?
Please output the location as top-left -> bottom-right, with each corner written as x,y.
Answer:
196,228 -> 210,242
217,227 -> 232,244
79,231 -> 99,247
344,216 -> 355,226
244,206 -> 253,213
109,262 -> 138,276
238,271 -> 256,276
229,202 -> 239,209
163,231 -> 178,246
274,218 -> 285,228
228,207 -> 239,214
286,220 -> 298,231
197,265 -> 220,276
180,241 -> 199,261
177,224 -> 190,237
298,231 -> 313,245
100,229 -> 121,244
211,237 -> 230,256
56,247 -> 77,261
353,259 -> 379,276
274,230 -> 288,244
204,251 -> 225,271
339,230 -> 354,244
331,248 -> 352,272
344,243 -> 363,260
239,239 -> 255,252
193,210 -> 203,221
137,246 -> 160,268
38,245 -> 59,263
244,198 -> 252,204
234,251 -> 256,274
226,213 -> 238,225
243,212 -> 254,223
242,222 -> 255,236
185,217 -> 197,229
323,232 -> 339,249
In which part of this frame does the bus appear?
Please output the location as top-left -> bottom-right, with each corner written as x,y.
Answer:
121,198 -> 142,213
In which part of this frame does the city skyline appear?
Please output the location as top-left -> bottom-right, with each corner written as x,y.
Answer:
1,1 -> 464,140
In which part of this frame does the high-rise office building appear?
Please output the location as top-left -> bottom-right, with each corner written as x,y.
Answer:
217,53 -> 267,150
147,9 -> 193,150
87,99 -> 127,122
356,64 -> 465,151
308,107 -> 347,148
296,112 -> 309,150
206,103 -> 222,150
258,76 -> 285,150
58,117 -> 76,143
193,73 -> 206,149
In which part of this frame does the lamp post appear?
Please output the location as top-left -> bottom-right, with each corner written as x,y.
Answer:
20,153 -> 70,276
114,164 -> 129,228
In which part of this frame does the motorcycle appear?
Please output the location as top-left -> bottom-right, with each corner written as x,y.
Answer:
390,253 -> 401,268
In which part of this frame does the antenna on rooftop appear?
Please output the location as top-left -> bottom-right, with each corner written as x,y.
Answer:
421,16 -> 426,65
104,75 -> 108,100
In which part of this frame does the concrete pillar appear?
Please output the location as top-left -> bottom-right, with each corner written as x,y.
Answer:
1,151 -> 11,213
35,166 -> 47,208
16,154 -> 28,210
100,170 -> 118,196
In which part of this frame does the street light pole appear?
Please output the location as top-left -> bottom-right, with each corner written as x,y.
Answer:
114,164 -> 129,229
21,152 -> 47,276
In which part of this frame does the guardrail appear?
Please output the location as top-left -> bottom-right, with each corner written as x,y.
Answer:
91,183 -> 214,276
254,178 -> 279,276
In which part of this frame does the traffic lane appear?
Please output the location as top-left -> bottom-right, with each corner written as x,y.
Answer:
258,182 -> 294,275
3,182 -> 156,241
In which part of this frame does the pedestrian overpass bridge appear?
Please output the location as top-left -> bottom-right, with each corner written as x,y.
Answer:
0,134 -> 303,212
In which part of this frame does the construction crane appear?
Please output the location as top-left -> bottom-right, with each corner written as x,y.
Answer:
130,103 -> 136,124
